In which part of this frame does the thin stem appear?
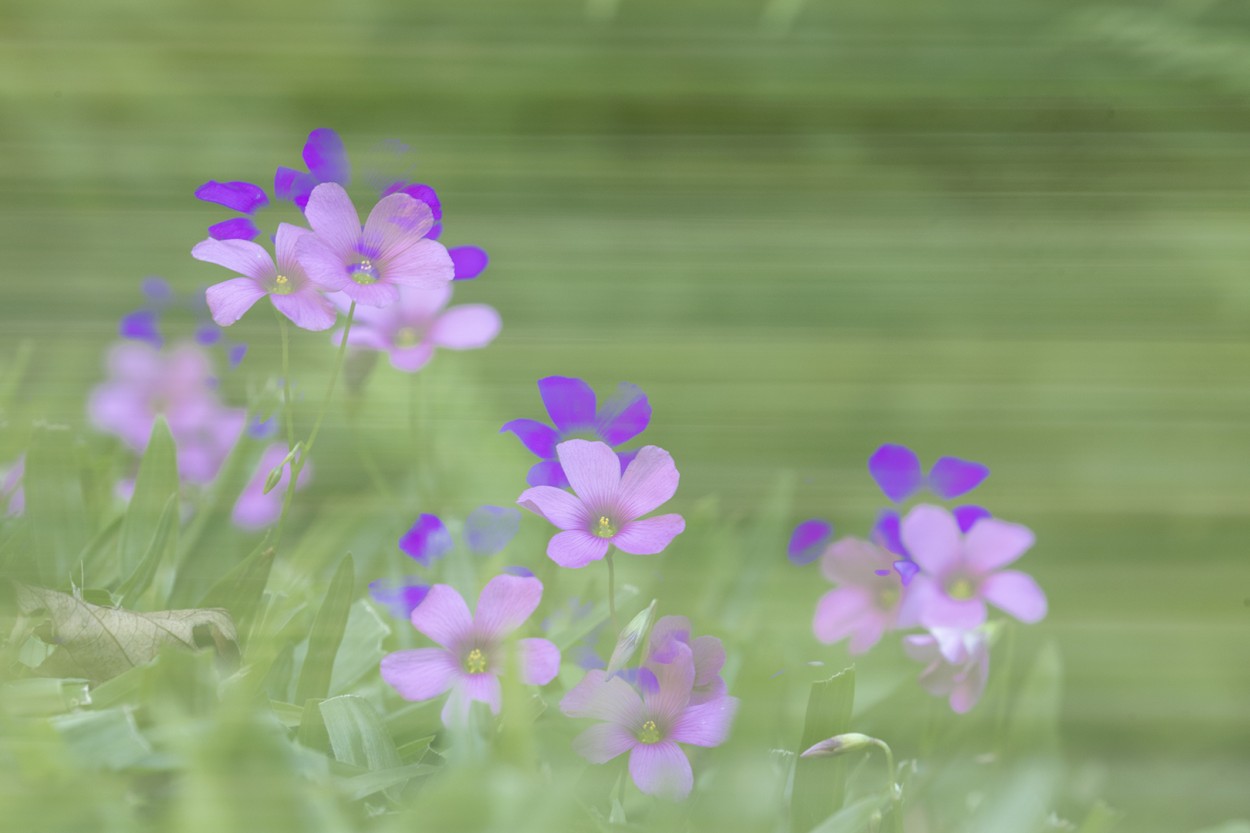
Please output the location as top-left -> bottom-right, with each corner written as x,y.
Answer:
302,301 -> 356,461
275,309 -> 296,451
606,549 -> 618,633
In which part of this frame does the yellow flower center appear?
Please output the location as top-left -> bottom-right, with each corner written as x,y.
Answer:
947,578 -> 975,600
593,515 -> 616,539
464,648 -> 487,674
878,586 -> 899,609
638,720 -> 661,744
271,273 -> 294,295
351,258 -> 379,285
395,326 -> 421,347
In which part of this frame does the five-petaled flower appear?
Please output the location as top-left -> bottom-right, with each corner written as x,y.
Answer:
812,537 -> 904,654
380,574 -> 561,726
644,616 -> 727,706
903,627 -> 991,713
502,376 -> 651,488
193,223 -> 338,331
296,183 -> 454,307
517,439 -> 685,568
561,641 -> 737,800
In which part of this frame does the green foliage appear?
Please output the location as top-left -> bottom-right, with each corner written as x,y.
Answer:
791,666 -> 856,832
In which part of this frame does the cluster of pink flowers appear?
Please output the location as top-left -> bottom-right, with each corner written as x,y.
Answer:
798,444 -> 1047,713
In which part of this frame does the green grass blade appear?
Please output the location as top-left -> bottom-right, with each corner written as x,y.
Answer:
293,554 -> 354,705
117,417 -> 178,580
116,493 -> 178,607
791,666 -> 857,833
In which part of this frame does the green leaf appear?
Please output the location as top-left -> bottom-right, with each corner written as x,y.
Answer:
293,554 -> 355,705
1077,801 -> 1123,833
395,734 -> 435,763
809,795 -> 889,833
339,761 -> 437,801
0,677 -> 91,717
197,540 -> 276,642
327,599 -> 391,696
791,666 -> 856,833
318,694 -> 402,772
15,583 -> 239,682
116,493 -> 179,607
49,706 -> 153,770
117,417 -> 178,579
24,424 -> 87,586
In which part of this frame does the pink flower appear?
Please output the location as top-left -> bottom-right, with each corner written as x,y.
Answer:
337,283 -> 500,372
645,616 -> 727,706
897,505 -> 1047,630
192,223 -> 338,331
561,641 -> 738,800
296,183 -> 453,307
517,440 -> 685,568
903,628 -> 990,713
232,444 -> 312,529
812,537 -> 903,654
379,574 -> 560,726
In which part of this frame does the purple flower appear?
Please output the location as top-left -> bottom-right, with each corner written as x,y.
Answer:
195,180 -> 270,241
903,628 -> 990,713
338,283 -> 500,372
517,440 -> 685,568
501,376 -> 651,488
812,537 -> 904,654
868,443 -> 989,503
296,183 -> 453,307
88,342 -> 245,484
896,504 -> 1046,630
2,456 -> 24,517
192,222 -> 338,331
232,443 -> 312,529
119,309 -> 162,348
275,128 -> 351,210
368,579 -> 430,620
379,574 -> 561,726
398,513 -> 454,566
448,245 -> 489,281
463,505 -> 521,555
560,641 -> 738,800
645,616 -> 727,706
788,519 -> 833,566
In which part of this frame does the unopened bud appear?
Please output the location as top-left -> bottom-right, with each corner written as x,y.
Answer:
262,443 -> 302,494
800,732 -> 876,759
605,599 -> 657,677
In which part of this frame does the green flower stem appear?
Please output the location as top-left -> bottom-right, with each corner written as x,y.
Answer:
301,301 -> 356,462
606,549 -> 618,632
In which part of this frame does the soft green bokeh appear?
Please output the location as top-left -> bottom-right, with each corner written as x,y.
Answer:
1,0 -> 1248,831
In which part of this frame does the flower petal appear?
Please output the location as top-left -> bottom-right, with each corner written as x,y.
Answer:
900,576 -> 986,630
192,238 -> 274,283
270,290 -> 337,332
547,530 -> 609,568
397,283 -> 451,319
304,183 -> 361,258
474,574 -> 543,640
629,741 -> 692,800
953,504 -> 992,533
302,127 -> 350,185
368,579 -> 430,620
274,223 -> 312,274
556,440 -> 621,511
519,637 -> 560,685
339,280 -> 400,307
868,444 -> 924,502
364,193 -> 435,261
980,570 -> 1047,623
526,460 -> 568,488
788,519 -> 833,566
641,642 -> 695,723
449,245 -> 489,280
409,584 -> 473,651
464,506 -> 521,555
463,672 -> 502,714
209,217 -> 261,241
204,278 -> 267,327
812,586 -> 874,645
900,504 -> 964,576
381,239 -> 454,288
389,345 -> 435,372
616,445 -> 679,520
399,514 -> 454,565
501,419 -> 560,459
819,536 -> 893,585
871,509 -> 908,557
440,683 -> 472,726
670,695 -> 738,748
538,376 -> 597,433
380,648 -> 456,702
927,456 -> 989,500
572,723 -> 637,764
561,669 -> 645,724
293,235 -> 351,291
964,518 -> 1034,573
595,382 -> 650,446
517,485 -> 589,530
690,636 -> 726,688
430,304 -> 501,349
612,514 -> 685,556
195,180 -> 268,214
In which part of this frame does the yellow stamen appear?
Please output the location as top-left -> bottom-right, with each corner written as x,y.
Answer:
878,587 -> 899,609
396,326 -> 421,347
638,719 -> 661,744
464,648 -> 487,674
947,578 -> 975,600
275,274 -> 289,285
593,515 -> 616,539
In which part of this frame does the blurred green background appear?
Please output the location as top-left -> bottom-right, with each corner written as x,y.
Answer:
2,0 -> 1248,830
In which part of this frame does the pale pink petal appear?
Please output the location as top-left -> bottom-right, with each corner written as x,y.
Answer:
380,648 -> 457,702
820,536 -> 893,586
429,304 -> 501,349
669,695 -> 738,747
274,222 -> 313,274
611,514 -> 685,555
389,344 -> 434,372
690,636 -> 725,688
812,586 -> 873,645
572,723 -> 637,763
518,485 -> 590,531
547,530 -> 609,568
907,577 -> 987,630
560,670 -> 645,725
964,519 -> 1035,574
409,584 -> 473,650
440,683 -> 471,726
556,439 -> 621,512
629,741 -> 693,799
474,574 -> 543,640
398,284 -> 452,319
900,504 -> 964,575
462,672 -> 502,714
204,277 -> 267,327
381,238 -> 454,288
192,238 -> 274,282
363,193 -> 434,261
345,326 -> 390,351
338,280 -> 400,307
304,183 -> 361,258
519,638 -> 560,686
616,446 -> 680,520
294,235 -> 352,291
980,570 -> 1047,623
641,642 -> 695,723
270,290 -> 337,332
847,613 -> 888,655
